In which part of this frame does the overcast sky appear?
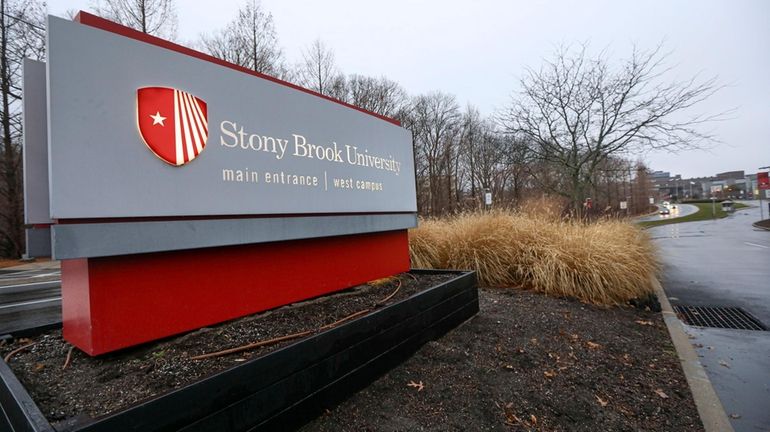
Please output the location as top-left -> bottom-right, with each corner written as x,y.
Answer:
47,0 -> 770,179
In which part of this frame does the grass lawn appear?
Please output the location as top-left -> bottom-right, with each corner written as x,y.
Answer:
639,202 -> 749,228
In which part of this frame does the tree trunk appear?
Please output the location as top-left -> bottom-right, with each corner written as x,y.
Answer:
0,0 -> 23,257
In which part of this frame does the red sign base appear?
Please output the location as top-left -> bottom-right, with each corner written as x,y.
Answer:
62,230 -> 410,356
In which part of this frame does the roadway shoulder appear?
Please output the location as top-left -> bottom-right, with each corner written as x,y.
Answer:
652,277 -> 734,432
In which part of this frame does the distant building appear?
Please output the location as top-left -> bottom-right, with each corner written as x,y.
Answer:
715,171 -> 745,181
651,173 -> 683,200
650,169 -> 754,201
745,173 -> 758,198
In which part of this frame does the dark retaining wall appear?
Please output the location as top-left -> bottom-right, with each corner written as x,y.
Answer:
0,269 -> 478,432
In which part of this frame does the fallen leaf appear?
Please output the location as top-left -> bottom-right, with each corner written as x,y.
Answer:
719,360 -> 730,369
407,380 -> 424,391
504,364 -> 514,370
618,404 -> 634,416
586,341 -> 601,350
654,389 -> 669,399
33,363 -> 45,371
234,358 -> 246,362
544,370 -> 557,378
621,353 -> 633,366
595,395 -> 608,407
507,414 -> 522,426
530,414 -> 537,425
635,320 -> 654,326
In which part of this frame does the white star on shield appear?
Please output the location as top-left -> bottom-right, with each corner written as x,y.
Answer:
150,111 -> 167,126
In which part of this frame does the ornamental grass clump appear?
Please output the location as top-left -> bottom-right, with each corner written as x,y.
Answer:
409,210 -> 657,306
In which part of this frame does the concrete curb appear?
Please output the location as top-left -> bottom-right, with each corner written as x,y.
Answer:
752,219 -> 770,231
652,277 -> 734,432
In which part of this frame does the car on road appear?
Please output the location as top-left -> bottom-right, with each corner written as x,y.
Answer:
659,207 -> 670,215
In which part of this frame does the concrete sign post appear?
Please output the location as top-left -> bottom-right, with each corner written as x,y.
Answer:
22,59 -> 52,258
25,13 -> 418,355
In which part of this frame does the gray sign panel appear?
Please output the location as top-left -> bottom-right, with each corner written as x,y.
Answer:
52,214 -> 417,259
22,58 -> 51,224
47,16 -> 417,219
25,227 -> 51,258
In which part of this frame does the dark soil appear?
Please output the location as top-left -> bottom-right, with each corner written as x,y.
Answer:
1,273 -> 446,425
1,277 -> 704,431
302,289 -> 703,432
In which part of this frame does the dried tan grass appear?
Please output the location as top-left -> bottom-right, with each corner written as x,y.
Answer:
409,210 -> 658,305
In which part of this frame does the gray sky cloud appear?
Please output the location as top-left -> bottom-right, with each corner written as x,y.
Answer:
49,0 -> 770,178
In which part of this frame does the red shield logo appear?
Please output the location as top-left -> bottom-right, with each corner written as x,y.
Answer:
137,87 -> 208,166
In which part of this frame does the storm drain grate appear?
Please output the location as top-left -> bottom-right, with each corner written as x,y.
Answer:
674,305 -> 767,331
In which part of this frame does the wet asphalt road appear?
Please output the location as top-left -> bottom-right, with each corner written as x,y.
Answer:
649,203 -> 770,432
0,264 -> 61,336
636,203 -> 699,223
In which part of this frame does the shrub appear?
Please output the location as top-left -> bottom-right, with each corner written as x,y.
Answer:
409,210 -> 658,305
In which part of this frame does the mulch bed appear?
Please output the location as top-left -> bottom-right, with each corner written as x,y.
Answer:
1,277 -> 703,431
302,288 -> 703,432
0,273 -> 449,425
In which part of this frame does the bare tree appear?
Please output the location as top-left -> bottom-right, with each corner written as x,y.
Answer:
326,73 -> 348,102
296,39 -> 338,96
0,0 -> 44,257
347,75 -> 408,118
458,105 -> 483,201
500,44 -> 721,212
91,0 -> 177,39
199,0 -> 284,76
410,92 -> 461,215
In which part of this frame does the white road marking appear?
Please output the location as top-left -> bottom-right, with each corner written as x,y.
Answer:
0,280 -> 60,290
744,242 -> 769,249
32,272 -> 60,278
0,297 -> 61,310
